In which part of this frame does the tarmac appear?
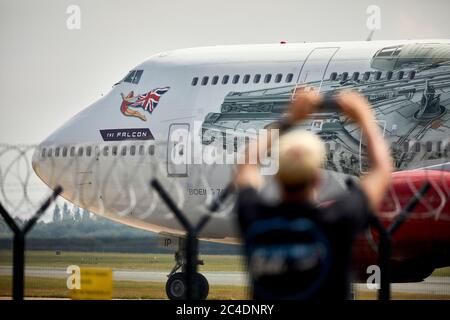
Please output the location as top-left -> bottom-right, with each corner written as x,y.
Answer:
1,266 -> 450,296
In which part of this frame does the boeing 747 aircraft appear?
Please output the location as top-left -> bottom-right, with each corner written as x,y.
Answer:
32,40 -> 450,299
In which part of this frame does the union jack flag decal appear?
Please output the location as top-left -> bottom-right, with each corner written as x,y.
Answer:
131,87 -> 170,113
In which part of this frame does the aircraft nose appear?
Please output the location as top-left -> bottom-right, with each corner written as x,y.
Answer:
32,147 -> 40,174
32,134 -> 59,188
32,142 -> 47,185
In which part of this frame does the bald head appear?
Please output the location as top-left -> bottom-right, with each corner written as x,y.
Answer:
275,130 -> 326,192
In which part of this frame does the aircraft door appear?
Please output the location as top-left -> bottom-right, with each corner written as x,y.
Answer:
293,47 -> 340,97
167,123 -> 190,177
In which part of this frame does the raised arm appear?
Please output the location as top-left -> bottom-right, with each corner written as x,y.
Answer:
233,87 -> 323,190
335,91 -> 393,212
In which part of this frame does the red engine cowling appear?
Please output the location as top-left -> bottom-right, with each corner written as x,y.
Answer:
352,167 -> 450,282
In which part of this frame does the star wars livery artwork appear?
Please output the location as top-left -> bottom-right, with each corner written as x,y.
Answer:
201,43 -> 450,176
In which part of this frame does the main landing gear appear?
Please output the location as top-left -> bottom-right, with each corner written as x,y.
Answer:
165,238 -> 209,300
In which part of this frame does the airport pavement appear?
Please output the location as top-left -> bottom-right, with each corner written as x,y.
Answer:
0,266 -> 248,286
1,266 -> 449,295
355,277 -> 450,296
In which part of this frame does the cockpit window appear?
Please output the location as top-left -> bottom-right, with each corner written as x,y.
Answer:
133,70 -> 143,84
124,71 -> 136,83
117,69 -> 144,85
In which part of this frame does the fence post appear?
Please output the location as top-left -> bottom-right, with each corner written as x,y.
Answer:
151,179 -> 233,300
0,186 -> 62,301
12,232 -> 25,300
370,181 -> 431,301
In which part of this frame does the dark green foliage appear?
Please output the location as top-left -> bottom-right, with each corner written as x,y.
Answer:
0,203 -> 239,254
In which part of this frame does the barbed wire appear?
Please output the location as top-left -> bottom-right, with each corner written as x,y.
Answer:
0,143 -> 448,226
0,143 -> 236,227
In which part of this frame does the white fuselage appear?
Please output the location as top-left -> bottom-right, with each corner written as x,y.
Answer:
33,40 -> 450,243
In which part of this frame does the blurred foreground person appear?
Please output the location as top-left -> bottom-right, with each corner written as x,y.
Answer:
234,89 -> 393,300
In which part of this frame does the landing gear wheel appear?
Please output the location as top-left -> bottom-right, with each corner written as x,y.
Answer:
166,272 -> 209,300
166,273 -> 186,300
196,273 -> 209,300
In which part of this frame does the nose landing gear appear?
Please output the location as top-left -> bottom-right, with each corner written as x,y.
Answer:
151,179 -> 234,300
166,272 -> 209,300
165,238 -> 209,300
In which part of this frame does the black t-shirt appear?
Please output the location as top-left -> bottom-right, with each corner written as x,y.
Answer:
235,183 -> 371,300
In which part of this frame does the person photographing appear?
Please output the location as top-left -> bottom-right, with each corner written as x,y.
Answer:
234,89 -> 393,300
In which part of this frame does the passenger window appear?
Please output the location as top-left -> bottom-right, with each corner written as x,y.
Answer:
414,142 -> 421,152
41,148 -> 46,158
329,72 -> 337,81
201,76 -> 209,86
386,71 -> 393,80
232,75 -> 240,84
222,75 -> 229,84
78,147 -> 84,157
86,146 -> 92,157
363,71 -> 370,81
352,72 -> 360,81
47,148 -> 52,157
149,145 -> 155,155
70,146 -> 75,157
103,146 -> 109,156
426,141 -> 433,152
132,70 -> 144,84
275,74 -> 282,83
285,73 -> 293,83
402,142 -> 409,152
139,145 -> 144,155
121,146 -> 127,156
62,147 -> 68,157
130,145 -> 136,156
341,72 -> 348,81
397,71 -> 404,80
243,74 -> 250,84
335,142 -> 341,152
191,77 -> 198,86
55,147 -> 60,157
112,145 -> 118,156
264,74 -> 272,83
253,74 -> 261,83
408,70 -> 416,80
374,71 -> 382,80
212,76 -> 219,85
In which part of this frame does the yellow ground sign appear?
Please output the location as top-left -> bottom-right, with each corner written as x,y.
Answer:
70,267 -> 113,300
